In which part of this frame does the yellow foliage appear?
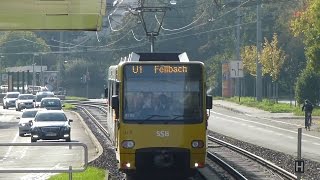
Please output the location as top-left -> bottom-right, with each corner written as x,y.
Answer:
241,34 -> 286,81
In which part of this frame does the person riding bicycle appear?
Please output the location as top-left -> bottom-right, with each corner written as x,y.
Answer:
302,99 -> 314,130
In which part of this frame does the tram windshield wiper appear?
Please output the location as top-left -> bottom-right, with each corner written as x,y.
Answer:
138,115 -> 170,124
170,115 -> 195,120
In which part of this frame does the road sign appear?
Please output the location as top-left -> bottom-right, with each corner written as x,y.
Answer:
295,160 -> 304,173
230,61 -> 243,78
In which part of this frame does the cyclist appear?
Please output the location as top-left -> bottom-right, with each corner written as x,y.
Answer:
302,99 -> 314,130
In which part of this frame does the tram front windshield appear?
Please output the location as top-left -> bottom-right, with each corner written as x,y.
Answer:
123,64 -> 203,124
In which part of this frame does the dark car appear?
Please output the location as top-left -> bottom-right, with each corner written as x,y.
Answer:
30,110 -> 73,142
40,97 -> 64,110
34,91 -> 55,108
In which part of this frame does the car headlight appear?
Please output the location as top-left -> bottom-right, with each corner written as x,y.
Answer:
63,126 -> 70,131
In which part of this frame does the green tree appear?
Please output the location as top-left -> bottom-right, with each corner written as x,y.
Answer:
62,59 -> 105,98
290,0 -> 320,71
290,0 -> 320,103
0,31 -> 50,68
295,67 -> 320,105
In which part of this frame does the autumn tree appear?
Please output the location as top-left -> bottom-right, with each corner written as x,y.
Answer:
241,34 -> 286,99
260,34 -> 286,82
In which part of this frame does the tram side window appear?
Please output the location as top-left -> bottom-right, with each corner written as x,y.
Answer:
115,81 -> 119,95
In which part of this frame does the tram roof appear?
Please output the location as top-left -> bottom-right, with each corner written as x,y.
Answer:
124,52 -> 189,62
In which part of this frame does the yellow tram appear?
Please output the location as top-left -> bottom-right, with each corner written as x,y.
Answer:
106,52 -> 212,177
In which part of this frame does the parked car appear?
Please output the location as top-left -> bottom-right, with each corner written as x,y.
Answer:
15,94 -> 35,111
17,108 -> 44,136
40,97 -> 64,110
30,110 -> 73,142
3,92 -> 20,109
34,91 -> 55,108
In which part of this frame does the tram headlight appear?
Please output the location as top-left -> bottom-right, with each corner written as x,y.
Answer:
191,140 -> 204,148
121,140 -> 135,149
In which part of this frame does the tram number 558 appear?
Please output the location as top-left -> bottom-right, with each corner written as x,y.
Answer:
156,131 -> 169,137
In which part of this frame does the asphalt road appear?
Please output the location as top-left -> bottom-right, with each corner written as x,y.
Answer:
0,107 -> 101,180
208,105 -> 320,162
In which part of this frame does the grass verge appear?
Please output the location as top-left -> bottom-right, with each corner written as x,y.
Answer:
62,103 -> 77,111
65,96 -> 88,101
48,166 -> 106,180
222,96 -> 320,116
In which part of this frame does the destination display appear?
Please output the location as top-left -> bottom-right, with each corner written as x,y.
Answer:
124,64 -> 201,79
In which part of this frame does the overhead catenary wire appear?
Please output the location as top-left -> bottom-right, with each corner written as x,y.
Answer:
157,21 -> 257,42
131,30 -> 145,41
0,20 -> 256,56
154,10 -> 206,32
154,0 -> 251,35
0,42 -> 149,55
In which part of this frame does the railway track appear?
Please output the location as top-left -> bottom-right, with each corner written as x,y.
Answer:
207,135 -> 297,180
73,101 -> 297,180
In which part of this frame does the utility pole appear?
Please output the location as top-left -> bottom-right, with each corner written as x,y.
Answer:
86,66 -> 89,98
235,0 -> 241,100
256,0 -> 263,101
32,54 -> 36,94
40,53 -> 43,87
57,32 -> 63,90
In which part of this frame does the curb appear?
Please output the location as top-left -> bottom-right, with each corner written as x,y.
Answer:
69,110 -> 103,162
213,104 -> 245,114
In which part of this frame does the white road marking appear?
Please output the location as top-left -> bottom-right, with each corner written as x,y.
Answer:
2,132 -> 19,161
275,133 -> 284,136
260,117 -> 301,127
211,111 -> 320,141
313,143 -> 320,146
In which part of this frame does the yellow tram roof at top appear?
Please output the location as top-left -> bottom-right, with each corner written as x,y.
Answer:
0,0 -> 106,31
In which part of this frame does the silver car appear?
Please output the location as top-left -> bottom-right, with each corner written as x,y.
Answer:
15,94 -> 35,111
3,92 -> 20,109
17,109 -> 43,136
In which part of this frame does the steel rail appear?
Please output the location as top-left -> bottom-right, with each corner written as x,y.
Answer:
207,151 -> 247,180
208,135 -> 297,180
76,105 -> 110,140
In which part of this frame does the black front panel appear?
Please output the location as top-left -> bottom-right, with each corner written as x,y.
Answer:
38,127 -> 64,139
135,148 -> 190,171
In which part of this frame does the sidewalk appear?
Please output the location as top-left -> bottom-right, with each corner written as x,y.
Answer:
212,100 -> 303,119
